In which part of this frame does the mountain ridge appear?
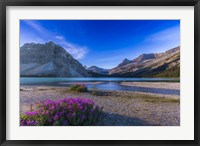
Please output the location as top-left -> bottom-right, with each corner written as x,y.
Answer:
20,42 -> 180,78
108,46 -> 180,77
87,66 -> 109,75
117,58 -> 131,67
20,41 -> 89,77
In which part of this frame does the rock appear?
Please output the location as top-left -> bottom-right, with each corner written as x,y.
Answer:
117,58 -> 131,67
87,66 -> 109,75
133,53 -> 156,63
109,46 -> 180,77
20,41 -> 89,77
20,42 -> 180,78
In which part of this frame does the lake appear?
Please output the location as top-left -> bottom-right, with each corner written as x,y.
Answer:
20,77 -> 180,95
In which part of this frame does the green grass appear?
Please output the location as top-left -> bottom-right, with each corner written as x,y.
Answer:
68,86 -> 179,103
138,95 -> 180,103
91,89 -> 179,103
90,90 -> 111,96
70,84 -> 88,92
109,91 -> 179,103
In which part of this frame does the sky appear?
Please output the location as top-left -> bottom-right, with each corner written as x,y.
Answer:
20,20 -> 180,69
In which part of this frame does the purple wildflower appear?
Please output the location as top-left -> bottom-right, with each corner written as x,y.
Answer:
20,97 -> 102,126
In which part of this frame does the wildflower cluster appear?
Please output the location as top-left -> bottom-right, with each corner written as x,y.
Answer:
20,98 -> 102,126
70,84 -> 88,92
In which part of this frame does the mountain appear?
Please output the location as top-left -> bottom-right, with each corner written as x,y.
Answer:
20,43 -> 180,78
87,66 -> 109,75
133,53 -> 155,62
20,41 -> 89,77
109,46 -> 180,78
117,58 -> 131,67
165,46 -> 180,54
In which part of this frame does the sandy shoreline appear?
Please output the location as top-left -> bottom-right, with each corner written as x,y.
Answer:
20,85 -> 180,99
20,85 -> 180,126
121,82 -> 180,90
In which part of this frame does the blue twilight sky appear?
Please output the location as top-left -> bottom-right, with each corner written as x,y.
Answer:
20,20 -> 180,69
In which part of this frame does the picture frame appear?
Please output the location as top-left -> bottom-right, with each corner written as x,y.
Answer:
0,0 -> 199,145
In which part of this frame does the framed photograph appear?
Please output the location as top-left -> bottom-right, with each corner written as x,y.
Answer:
0,0 -> 199,145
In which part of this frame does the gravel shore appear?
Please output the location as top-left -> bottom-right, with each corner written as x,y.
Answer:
20,85 -> 180,126
121,82 -> 180,90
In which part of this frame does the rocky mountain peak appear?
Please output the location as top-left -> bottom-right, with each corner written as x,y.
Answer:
123,58 -> 130,63
109,46 -> 180,77
165,46 -> 180,54
133,53 -> 155,62
118,58 -> 131,67
88,66 -> 109,75
20,42 -> 89,77
20,43 -> 180,78
45,41 -> 56,46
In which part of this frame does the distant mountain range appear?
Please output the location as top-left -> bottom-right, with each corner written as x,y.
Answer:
87,66 -> 109,75
20,42 -> 180,78
109,46 -> 180,77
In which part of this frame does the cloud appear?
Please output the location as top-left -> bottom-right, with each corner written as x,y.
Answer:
145,25 -> 180,43
23,20 -> 88,59
55,36 -> 64,40
59,41 -> 88,59
134,25 -> 180,54
24,21 -> 46,33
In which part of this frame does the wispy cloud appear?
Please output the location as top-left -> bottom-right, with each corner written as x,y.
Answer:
58,40 -> 88,59
55,36 -> 64,40
138,25 -> 180,53
23,20 -> 88,59
145,25 -> 180,43
24,21 -> 46,33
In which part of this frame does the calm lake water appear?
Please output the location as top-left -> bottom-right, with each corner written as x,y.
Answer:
20,77 -> 180,95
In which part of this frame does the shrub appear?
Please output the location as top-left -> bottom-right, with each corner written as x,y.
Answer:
92,87 -> 98,96
20,98 -> 102,126
70,84 -> 88,92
